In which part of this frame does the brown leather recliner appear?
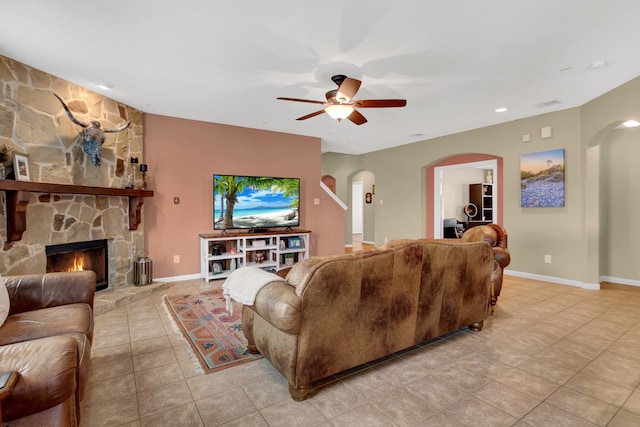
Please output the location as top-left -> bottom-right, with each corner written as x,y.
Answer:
0,271 -> 95,425
461,224 -> 510,304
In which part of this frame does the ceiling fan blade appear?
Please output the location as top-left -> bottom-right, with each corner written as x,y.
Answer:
355,99 -> 407,108
277,97 -> 325,105
347,109 -> 367,125
336,77 -> 361,102
296,110 -> 326,121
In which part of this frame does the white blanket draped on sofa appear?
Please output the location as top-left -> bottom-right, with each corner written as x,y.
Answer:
222,267 -> 285,315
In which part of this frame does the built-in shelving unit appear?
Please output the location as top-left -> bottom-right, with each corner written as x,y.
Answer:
199,230 -> 311,281
469,183 -> 493,222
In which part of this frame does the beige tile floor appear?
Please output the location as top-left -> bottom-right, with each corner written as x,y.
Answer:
81,276 -> 640,427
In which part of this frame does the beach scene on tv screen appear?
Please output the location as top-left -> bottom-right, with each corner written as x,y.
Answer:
214,175 -> 299,229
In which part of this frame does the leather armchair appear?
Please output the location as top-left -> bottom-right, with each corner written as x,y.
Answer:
0,271 -> 95,425
461,224 -> 510,304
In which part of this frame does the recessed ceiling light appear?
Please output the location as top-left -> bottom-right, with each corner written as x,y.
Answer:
615,120 -> 640,129
495,107 -> 508,113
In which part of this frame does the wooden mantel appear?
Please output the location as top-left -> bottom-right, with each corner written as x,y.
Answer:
0,180 -> 153,245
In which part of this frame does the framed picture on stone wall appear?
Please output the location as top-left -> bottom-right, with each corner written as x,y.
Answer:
13,153 -> 31,181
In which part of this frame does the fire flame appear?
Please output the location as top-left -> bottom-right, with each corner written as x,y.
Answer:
69,254 -> 85,272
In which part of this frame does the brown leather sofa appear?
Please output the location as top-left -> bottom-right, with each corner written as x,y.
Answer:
0,271 -> 96,426
242,240 -> 494,400
460,224 -> 510,305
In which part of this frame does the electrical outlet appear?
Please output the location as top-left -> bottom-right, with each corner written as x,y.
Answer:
544,254 -> 552,264
173,255 -> 180,264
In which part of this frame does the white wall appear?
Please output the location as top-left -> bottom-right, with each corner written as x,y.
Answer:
442,168 -> 485,220
601,126 -> 640,282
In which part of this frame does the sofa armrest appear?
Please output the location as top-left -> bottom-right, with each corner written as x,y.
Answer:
493,247 -> 511,270
248,281 -> 301,334
5,271 -> 96,315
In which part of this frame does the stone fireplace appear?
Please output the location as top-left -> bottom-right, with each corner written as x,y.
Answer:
0,191 -> 146,289
0,55 -> 148,289
46,239 -> 108,291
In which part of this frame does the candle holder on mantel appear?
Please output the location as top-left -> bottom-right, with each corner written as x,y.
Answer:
125,157 -> 138,189
139,164 -> 148,189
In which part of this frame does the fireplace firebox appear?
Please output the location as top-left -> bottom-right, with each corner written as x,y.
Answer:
46,239 -> 108,291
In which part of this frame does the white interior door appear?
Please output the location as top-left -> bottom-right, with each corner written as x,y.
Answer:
352,181 -> 363,235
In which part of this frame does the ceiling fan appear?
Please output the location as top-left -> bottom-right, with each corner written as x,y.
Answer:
277,74 -> 407,125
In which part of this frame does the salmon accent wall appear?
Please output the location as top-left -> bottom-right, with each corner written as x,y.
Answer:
143,114 -> 345,279
425,153 -> 503,239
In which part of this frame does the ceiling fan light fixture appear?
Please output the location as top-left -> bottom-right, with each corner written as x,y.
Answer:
325,104 -> 354,121
335,90 -> 351,104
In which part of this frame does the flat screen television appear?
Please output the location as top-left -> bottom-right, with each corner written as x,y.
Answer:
213,174 -> 300,231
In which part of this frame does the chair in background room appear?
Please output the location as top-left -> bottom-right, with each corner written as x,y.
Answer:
443,218 -> 465,238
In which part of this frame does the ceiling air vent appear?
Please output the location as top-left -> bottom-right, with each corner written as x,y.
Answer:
535,100 -> 562,108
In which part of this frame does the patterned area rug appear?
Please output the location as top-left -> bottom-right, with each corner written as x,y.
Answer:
163,288 -> 262,374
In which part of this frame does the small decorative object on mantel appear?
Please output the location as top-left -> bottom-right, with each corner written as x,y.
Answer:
140,163 -> 148,189
13,154 -> 31,181
0,145 -> 10,179
125,157 -> 137,189
53,93 -> 130,167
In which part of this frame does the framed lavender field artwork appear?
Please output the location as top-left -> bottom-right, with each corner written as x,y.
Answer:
520,148 -> 565,207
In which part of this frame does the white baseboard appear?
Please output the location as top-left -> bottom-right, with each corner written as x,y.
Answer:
504,269 -> 600,290
154,273 -> 202,283
599,276 -> 640,287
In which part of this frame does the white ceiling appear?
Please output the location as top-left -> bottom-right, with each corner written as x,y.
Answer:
3,1 -> 640,155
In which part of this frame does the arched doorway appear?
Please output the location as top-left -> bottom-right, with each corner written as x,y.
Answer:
425,154 -> 503,239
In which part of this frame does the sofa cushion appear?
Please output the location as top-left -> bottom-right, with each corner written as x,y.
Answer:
0,334 -> 78,421
0,275 -> 8,327
0,303 -> 93,346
